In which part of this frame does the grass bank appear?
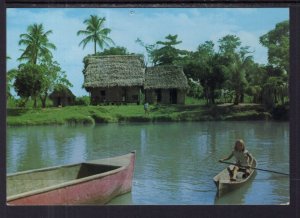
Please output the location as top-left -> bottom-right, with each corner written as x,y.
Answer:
7,103 -> 273,126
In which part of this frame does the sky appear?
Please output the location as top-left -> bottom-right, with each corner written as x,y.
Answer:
6,8 -> 289,97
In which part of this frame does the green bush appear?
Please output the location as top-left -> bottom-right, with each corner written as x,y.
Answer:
74,96 -> 90,106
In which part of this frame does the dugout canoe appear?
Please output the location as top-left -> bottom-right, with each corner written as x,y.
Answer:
7,151 -> 136,205
213,158 -> 257,195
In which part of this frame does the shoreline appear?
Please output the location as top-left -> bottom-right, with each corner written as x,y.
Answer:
7,104 -> 288,126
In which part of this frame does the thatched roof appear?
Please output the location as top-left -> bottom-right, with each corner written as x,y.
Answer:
83,55 -> 145,89
144,65 -> 189,90
49,85 -> 75,99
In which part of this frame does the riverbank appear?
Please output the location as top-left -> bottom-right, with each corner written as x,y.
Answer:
7,103 -> 278,126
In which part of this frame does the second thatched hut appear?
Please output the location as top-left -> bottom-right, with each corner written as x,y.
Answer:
49,85 -> 75,107
144,65 -> 189,104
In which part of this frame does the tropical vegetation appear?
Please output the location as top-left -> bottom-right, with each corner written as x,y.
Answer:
136,20 -> 289,109
7,23 -> 71,108
7,16 -> 289,123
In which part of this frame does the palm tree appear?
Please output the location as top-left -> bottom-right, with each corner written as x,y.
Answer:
18,23 -> 56,64
226,53 -> 251,105
77,15 -> 114,54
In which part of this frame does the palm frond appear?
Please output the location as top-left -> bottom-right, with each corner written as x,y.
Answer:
77,30 -> 91,36
18,23 -> 55,64
77,15 -> 113,53
79,35 -> 94,49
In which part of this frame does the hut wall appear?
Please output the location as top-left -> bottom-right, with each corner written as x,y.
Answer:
177,90 -> 186,104
145,89 -> 172,104
90,87 -> 121,104
145,90 -> 157,104
90,87 -> 141,104
145,89 -> 162,104
52,99 -> 58,107
90,88 -> 105,103
161,89 -> 171,104
52,97 -> 74,107
145,89 -> 186,105
126,87 -> 141,103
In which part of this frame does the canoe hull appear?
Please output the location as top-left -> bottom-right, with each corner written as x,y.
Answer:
7,152 -> 135,205
213,159 -> 257,196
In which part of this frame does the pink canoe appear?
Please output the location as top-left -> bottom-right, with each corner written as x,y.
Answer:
7,151 -> 136,205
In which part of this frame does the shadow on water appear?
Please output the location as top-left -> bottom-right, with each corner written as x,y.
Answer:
214,171 -> 257,205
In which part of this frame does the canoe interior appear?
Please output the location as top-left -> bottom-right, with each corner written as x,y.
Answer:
214,159 -> 257,188
7,163 -> 120,197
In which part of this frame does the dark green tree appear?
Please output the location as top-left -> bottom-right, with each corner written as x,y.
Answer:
260,20 -> 289,74
96,46 -> 130,55
218,35 -> 241,57
218,35 -> 253,105
183,41 -> 226,104
153,34 -> 183,65
77,15 -> 114,55
18,23 -> 56,64
14,63 -> 44,107
7,69 -> 18,98
136,34 -> 184,66
225,53 -> 252,105
39,58 -> 73,108
262,65 -> 288,108
260,21 -> 289,107
244,62 -> 266,103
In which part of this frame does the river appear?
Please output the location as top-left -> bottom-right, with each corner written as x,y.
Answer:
7,121 -> 289,205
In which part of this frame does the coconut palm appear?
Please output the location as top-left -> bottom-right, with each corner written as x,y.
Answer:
77,15 -> 114,54
18,23 -> 56,64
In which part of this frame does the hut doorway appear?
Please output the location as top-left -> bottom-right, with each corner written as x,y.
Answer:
170,89 -> 177,104
122,88 -> 127,102
100,90 -> 106,103
57,97 -> 61,106
155,89 -> 162,103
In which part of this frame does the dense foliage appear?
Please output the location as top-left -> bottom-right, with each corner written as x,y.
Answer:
95,46 -> 130,56
136,20 -> 289,108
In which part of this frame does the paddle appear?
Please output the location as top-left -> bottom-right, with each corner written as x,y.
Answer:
219,160 -> 289,176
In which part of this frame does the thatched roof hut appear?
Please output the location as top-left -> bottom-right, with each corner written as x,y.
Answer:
144,65 -> 189,104
83,55 -> 145,91
49,85 -> 75,107
144,65 -> 189,90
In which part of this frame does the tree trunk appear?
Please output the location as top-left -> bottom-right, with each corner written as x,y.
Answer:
94,40 -> 97,55
274,90 -> 278,104
210,87 -> 215,104
40,93 -> 48,108
204,85 -> 209,105
240,92 -> 244,103
33,96 -> 37,108
234,91 -> 240,105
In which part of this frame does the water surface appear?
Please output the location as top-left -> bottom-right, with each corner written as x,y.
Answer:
7,121 -> 289,205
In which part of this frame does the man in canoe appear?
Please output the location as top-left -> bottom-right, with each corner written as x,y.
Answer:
219,139 -> 254,181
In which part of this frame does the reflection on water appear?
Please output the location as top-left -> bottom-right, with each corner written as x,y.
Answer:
7,121 -> 289,204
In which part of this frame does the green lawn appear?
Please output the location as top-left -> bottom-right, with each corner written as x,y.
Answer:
7,102 -> 272,126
